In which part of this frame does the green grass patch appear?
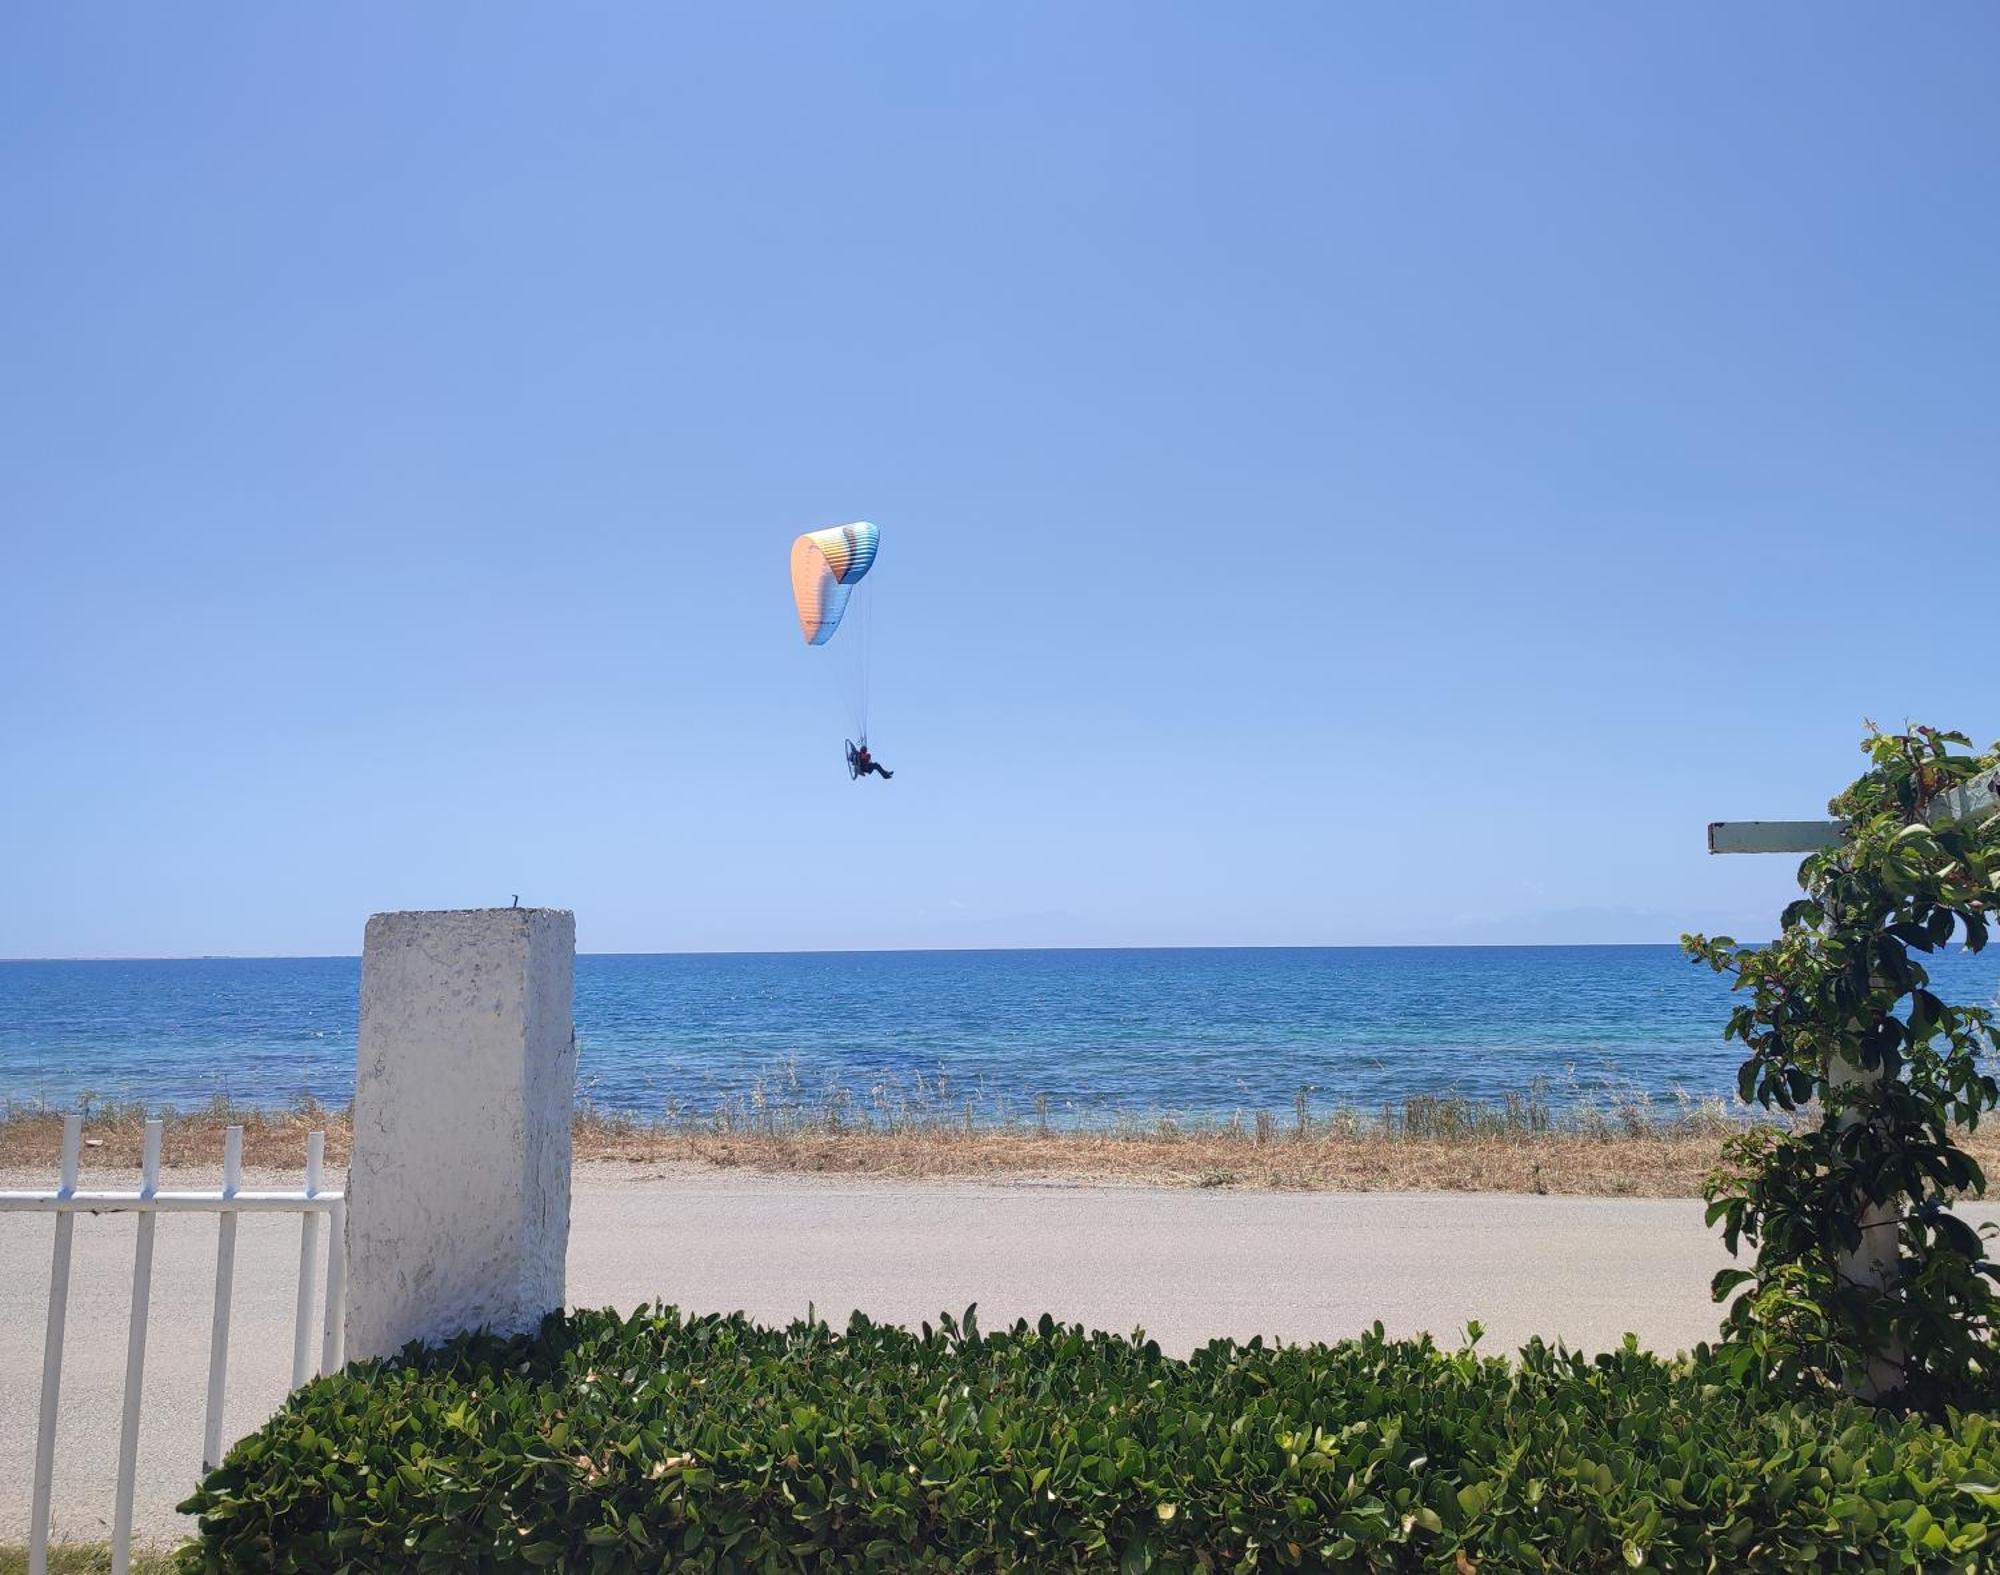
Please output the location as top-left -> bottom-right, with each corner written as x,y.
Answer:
0,1547 -> 181,1575
180,1306 -> 2000,1571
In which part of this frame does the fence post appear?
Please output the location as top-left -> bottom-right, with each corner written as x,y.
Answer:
27,1114 -> 81,1575
343,907 -> 577,1362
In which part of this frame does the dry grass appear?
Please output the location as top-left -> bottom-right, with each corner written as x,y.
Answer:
10,1083 -> 1998,1199
0,1089 -> 1902,1198
588,1125 -> 1750,1196
0,1094 -> 355,1173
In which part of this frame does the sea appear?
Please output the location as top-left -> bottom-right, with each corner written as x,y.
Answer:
2,946 -> 1996,1127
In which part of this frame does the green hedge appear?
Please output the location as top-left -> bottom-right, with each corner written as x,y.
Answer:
179,1306 -> 2000,1572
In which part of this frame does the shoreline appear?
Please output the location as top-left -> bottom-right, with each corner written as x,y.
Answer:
8,1099 -> 1976,1199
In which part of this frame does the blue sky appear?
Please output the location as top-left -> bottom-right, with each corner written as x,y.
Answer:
4,4 -> 1995,958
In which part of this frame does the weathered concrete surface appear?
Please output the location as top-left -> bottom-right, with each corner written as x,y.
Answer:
7,1166 -> 1993,1547
345,908 -> 576,1361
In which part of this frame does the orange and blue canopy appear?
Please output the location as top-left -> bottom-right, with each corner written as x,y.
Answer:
789,521 -> 879,645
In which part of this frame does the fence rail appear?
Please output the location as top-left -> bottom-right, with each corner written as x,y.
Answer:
0,1114 -> 345,1575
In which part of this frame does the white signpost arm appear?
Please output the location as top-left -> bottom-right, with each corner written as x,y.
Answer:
1707,771 -> 1998,857
1705,821 -> 1844,855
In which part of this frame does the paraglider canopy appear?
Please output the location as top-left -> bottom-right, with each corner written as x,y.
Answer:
790,521 -> 879,645
790,521 -> 882,752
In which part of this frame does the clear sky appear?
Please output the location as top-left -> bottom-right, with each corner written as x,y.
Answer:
4,5 -> 1995,958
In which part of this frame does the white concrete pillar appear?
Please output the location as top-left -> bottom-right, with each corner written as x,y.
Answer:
343,907 -> 576,1362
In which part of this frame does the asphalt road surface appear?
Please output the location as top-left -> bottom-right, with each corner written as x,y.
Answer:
10,1164 -> 1976,1548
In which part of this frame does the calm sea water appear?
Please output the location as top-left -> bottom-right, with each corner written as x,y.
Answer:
2,947 -> 1995,1125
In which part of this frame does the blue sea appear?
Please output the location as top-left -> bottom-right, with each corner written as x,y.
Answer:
2,947 -> 1996,1126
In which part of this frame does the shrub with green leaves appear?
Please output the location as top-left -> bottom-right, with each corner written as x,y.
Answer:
1686,725 -> 2000,1408
181,1305 -> 2000,1572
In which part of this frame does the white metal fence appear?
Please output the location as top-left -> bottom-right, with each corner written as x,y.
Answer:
3,909 -> 574,1570
0,1114 -> 346,1575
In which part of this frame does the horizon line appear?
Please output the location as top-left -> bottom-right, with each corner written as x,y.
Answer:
1,938 -> 1766,964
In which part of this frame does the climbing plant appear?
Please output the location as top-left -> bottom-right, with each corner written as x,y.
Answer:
1685,725 -> 2000,1410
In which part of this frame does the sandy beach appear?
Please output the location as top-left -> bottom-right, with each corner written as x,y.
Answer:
17,1160 -> 1992,1550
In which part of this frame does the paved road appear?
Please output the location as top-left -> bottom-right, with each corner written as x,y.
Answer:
9,1165 -> 1983,1547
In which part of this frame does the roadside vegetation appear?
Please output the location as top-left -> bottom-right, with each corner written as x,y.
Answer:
1684,725 -> 2000,1408
0,1081 -> 1840,1197
179,1304 -> 2000,1572
6,1076 -> 1998,1199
